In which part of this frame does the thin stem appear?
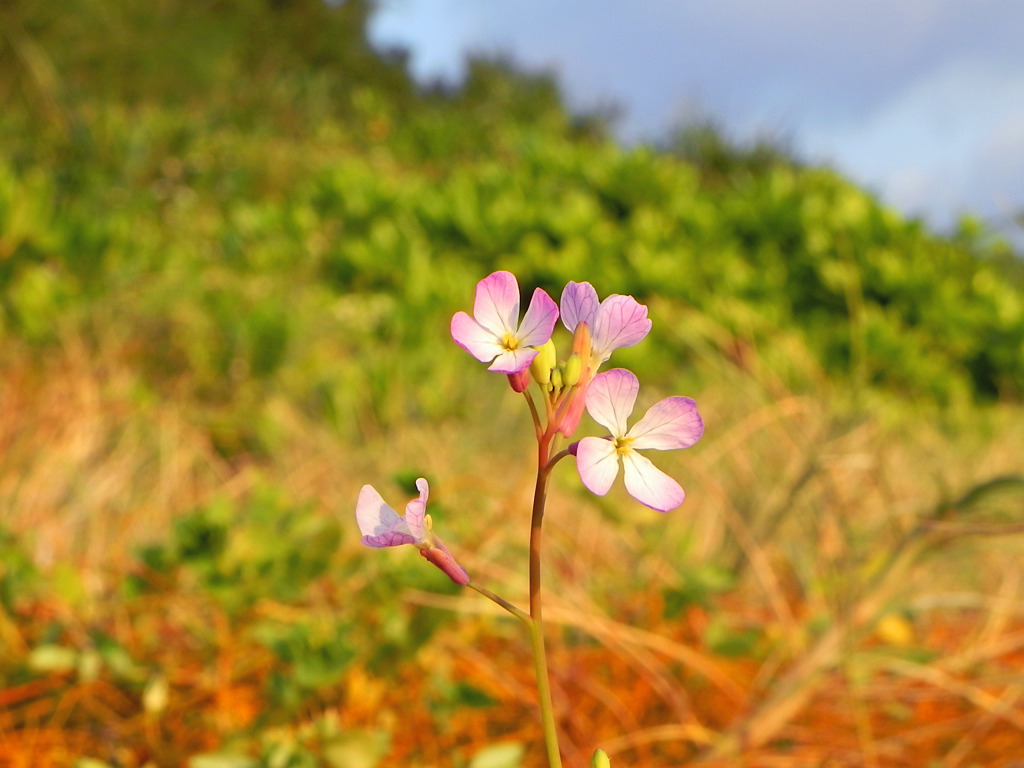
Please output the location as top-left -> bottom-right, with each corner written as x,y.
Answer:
530,432 -> 563,768
530,436 -> 551,622
523,389 -> 543,438
530,610 -> 561,768
467,581 -> 531,625
466,430 -> 562,767
546,449 -> 572,471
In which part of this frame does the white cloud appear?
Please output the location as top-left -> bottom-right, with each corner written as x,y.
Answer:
797,56 -> 1024,229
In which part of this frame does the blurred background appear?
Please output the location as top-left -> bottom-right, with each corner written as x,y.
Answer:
371,0 -> 1024,247
1,1 -> 1023,766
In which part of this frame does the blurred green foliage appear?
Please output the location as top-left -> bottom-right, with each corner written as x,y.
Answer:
1,0 -> 1020,424
0,523 -> 39,614
137,487 -> 341,613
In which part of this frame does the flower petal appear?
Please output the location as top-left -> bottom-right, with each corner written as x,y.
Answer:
473,271 -> 520,338
591,295 -> 652,361
621,451 -> 685,512
403,478 -> 430,541
487,346 -> 539,374
585,368 -> 638,437
356,485 -> 415,547
560,281 -> 599,332
575,436 -> 620,496
516,288 -> 559,348
451,312 -> 504,363
628,397 -> 704,451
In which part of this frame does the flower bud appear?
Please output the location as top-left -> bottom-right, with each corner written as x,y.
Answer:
555,366 -> 593,437
591,749 -> 611,768
419,538 -> 470,586
507,369 -> 531,393
550,368 -> 564,392
563,354 -> 582,387
530,339 -> 557,385
571,321 -> 593,372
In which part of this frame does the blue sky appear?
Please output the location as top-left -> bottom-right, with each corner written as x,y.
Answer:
369,0 -> 1024,245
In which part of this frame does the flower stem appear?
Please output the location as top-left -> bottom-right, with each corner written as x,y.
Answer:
467,582 -> 530,624
470,420 -> 564,766
530,433 -> 563,768
530,608 -> 561,768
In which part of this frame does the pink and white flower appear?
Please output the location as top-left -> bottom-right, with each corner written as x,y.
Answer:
451,271 -> 559,374
551,282 -> 652,437
560,282 -> 651,366
574,369 -> 703,512
356,478 -> 470,585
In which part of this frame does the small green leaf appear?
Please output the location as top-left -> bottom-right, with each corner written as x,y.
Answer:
705,618 -> 761,658
454,682 -> 499,708
321,729 -> 390,768
187,753 -> 258,768
27,644 -> 78,673
468,741 -> 525,768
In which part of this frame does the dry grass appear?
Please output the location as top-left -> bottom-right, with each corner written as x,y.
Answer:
2,326 -> 1023,767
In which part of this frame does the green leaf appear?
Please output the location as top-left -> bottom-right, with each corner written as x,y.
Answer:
468,742 -> 526,768
453,682 -> 499,709
187,754 -> 258,768
704,618 -> 762,658
321,730 -> 390,768
27,644 -> 78,673
663,563 -> 736,617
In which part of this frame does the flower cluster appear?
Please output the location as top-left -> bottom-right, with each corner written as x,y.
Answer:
451,270 -> 703,512
355,269 -> 704,583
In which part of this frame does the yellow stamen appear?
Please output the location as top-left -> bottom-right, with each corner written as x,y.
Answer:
501,332 -> 520,351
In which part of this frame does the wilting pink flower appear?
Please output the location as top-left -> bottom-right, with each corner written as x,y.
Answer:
574,369 -> 703,512
451,271 -> 559,374
356,478 -> 470,586
560,282 -> 651,366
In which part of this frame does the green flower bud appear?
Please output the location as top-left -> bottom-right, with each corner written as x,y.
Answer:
591,748 -> 611,768
563,354 -> 582,387
550,367 -> 564,392
530,339 -> 557,385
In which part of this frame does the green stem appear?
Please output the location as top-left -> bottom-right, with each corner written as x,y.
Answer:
468,418 -> 564,766
530,609 -> 561,768
467,582 -> 530,624
530,433 -> 563,768
524,389 -> 544,438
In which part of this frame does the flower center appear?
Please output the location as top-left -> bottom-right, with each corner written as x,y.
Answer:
614,436 -> 635,455
501,332 -> 520,352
